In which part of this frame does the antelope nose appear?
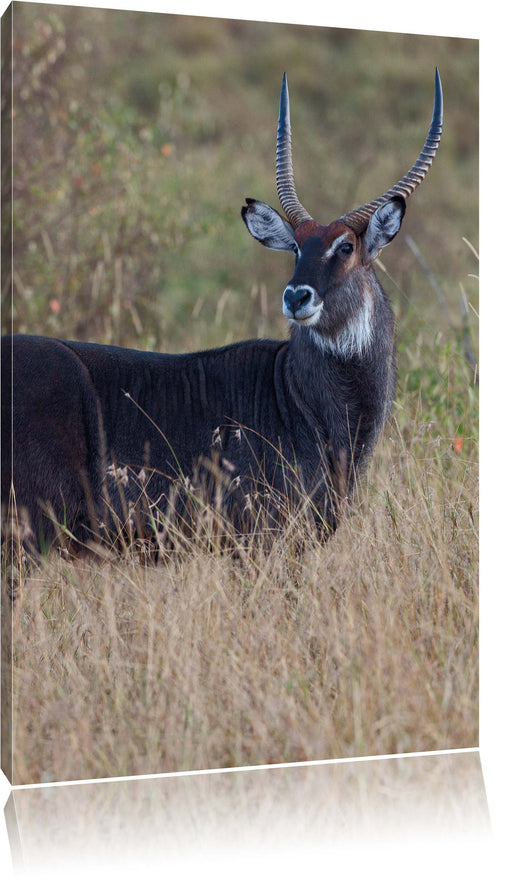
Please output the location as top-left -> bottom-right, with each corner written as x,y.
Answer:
283,286 -> 313,316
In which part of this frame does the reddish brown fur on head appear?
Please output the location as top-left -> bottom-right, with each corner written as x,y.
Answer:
242,196 -> 404,357
294,220 -> 360,263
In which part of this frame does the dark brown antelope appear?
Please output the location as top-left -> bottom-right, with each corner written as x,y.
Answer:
1,70 -> 442,556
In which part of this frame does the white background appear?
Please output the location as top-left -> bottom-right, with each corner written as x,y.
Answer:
1,1 -> 508,879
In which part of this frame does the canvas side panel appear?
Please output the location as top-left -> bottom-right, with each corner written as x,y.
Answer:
1,1 -> 14,785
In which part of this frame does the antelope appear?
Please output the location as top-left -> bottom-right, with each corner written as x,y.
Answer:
1,70 -> 442,556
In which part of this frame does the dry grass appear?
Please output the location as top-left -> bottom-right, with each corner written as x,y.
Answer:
6,415 -> 478,785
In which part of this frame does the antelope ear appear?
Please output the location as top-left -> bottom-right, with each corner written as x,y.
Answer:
241,198 -> 296,252
364,196 -> 406,261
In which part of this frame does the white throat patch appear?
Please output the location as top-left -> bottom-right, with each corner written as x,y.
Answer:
308,294 -> 374,359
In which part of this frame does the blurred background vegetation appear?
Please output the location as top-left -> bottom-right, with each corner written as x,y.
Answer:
2,2 -> 478,444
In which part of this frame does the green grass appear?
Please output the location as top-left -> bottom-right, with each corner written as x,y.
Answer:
4,4 -> 478,353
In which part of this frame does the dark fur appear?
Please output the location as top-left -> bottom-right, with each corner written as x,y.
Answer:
1,192 -> 402,553
1,267 -> 394,551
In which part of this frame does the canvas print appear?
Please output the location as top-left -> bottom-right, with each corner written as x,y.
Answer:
1,2 -> 478,785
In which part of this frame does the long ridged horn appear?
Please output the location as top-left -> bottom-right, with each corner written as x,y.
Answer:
276,72 -> 313,229
341,68 -> 443,234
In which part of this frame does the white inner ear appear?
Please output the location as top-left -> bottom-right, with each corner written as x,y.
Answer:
245,202 -> 296,251
365,199 -> 404,260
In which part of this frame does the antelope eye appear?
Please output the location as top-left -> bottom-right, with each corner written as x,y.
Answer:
338,242 -> 353,255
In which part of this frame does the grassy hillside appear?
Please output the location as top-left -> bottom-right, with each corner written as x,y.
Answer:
4,5 -> 478,351
2,4 -> 478,784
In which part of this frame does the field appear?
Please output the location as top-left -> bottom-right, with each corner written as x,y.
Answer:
1,4 -> 478,784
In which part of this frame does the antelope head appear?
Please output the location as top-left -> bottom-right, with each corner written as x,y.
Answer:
242,70 -> 443,357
